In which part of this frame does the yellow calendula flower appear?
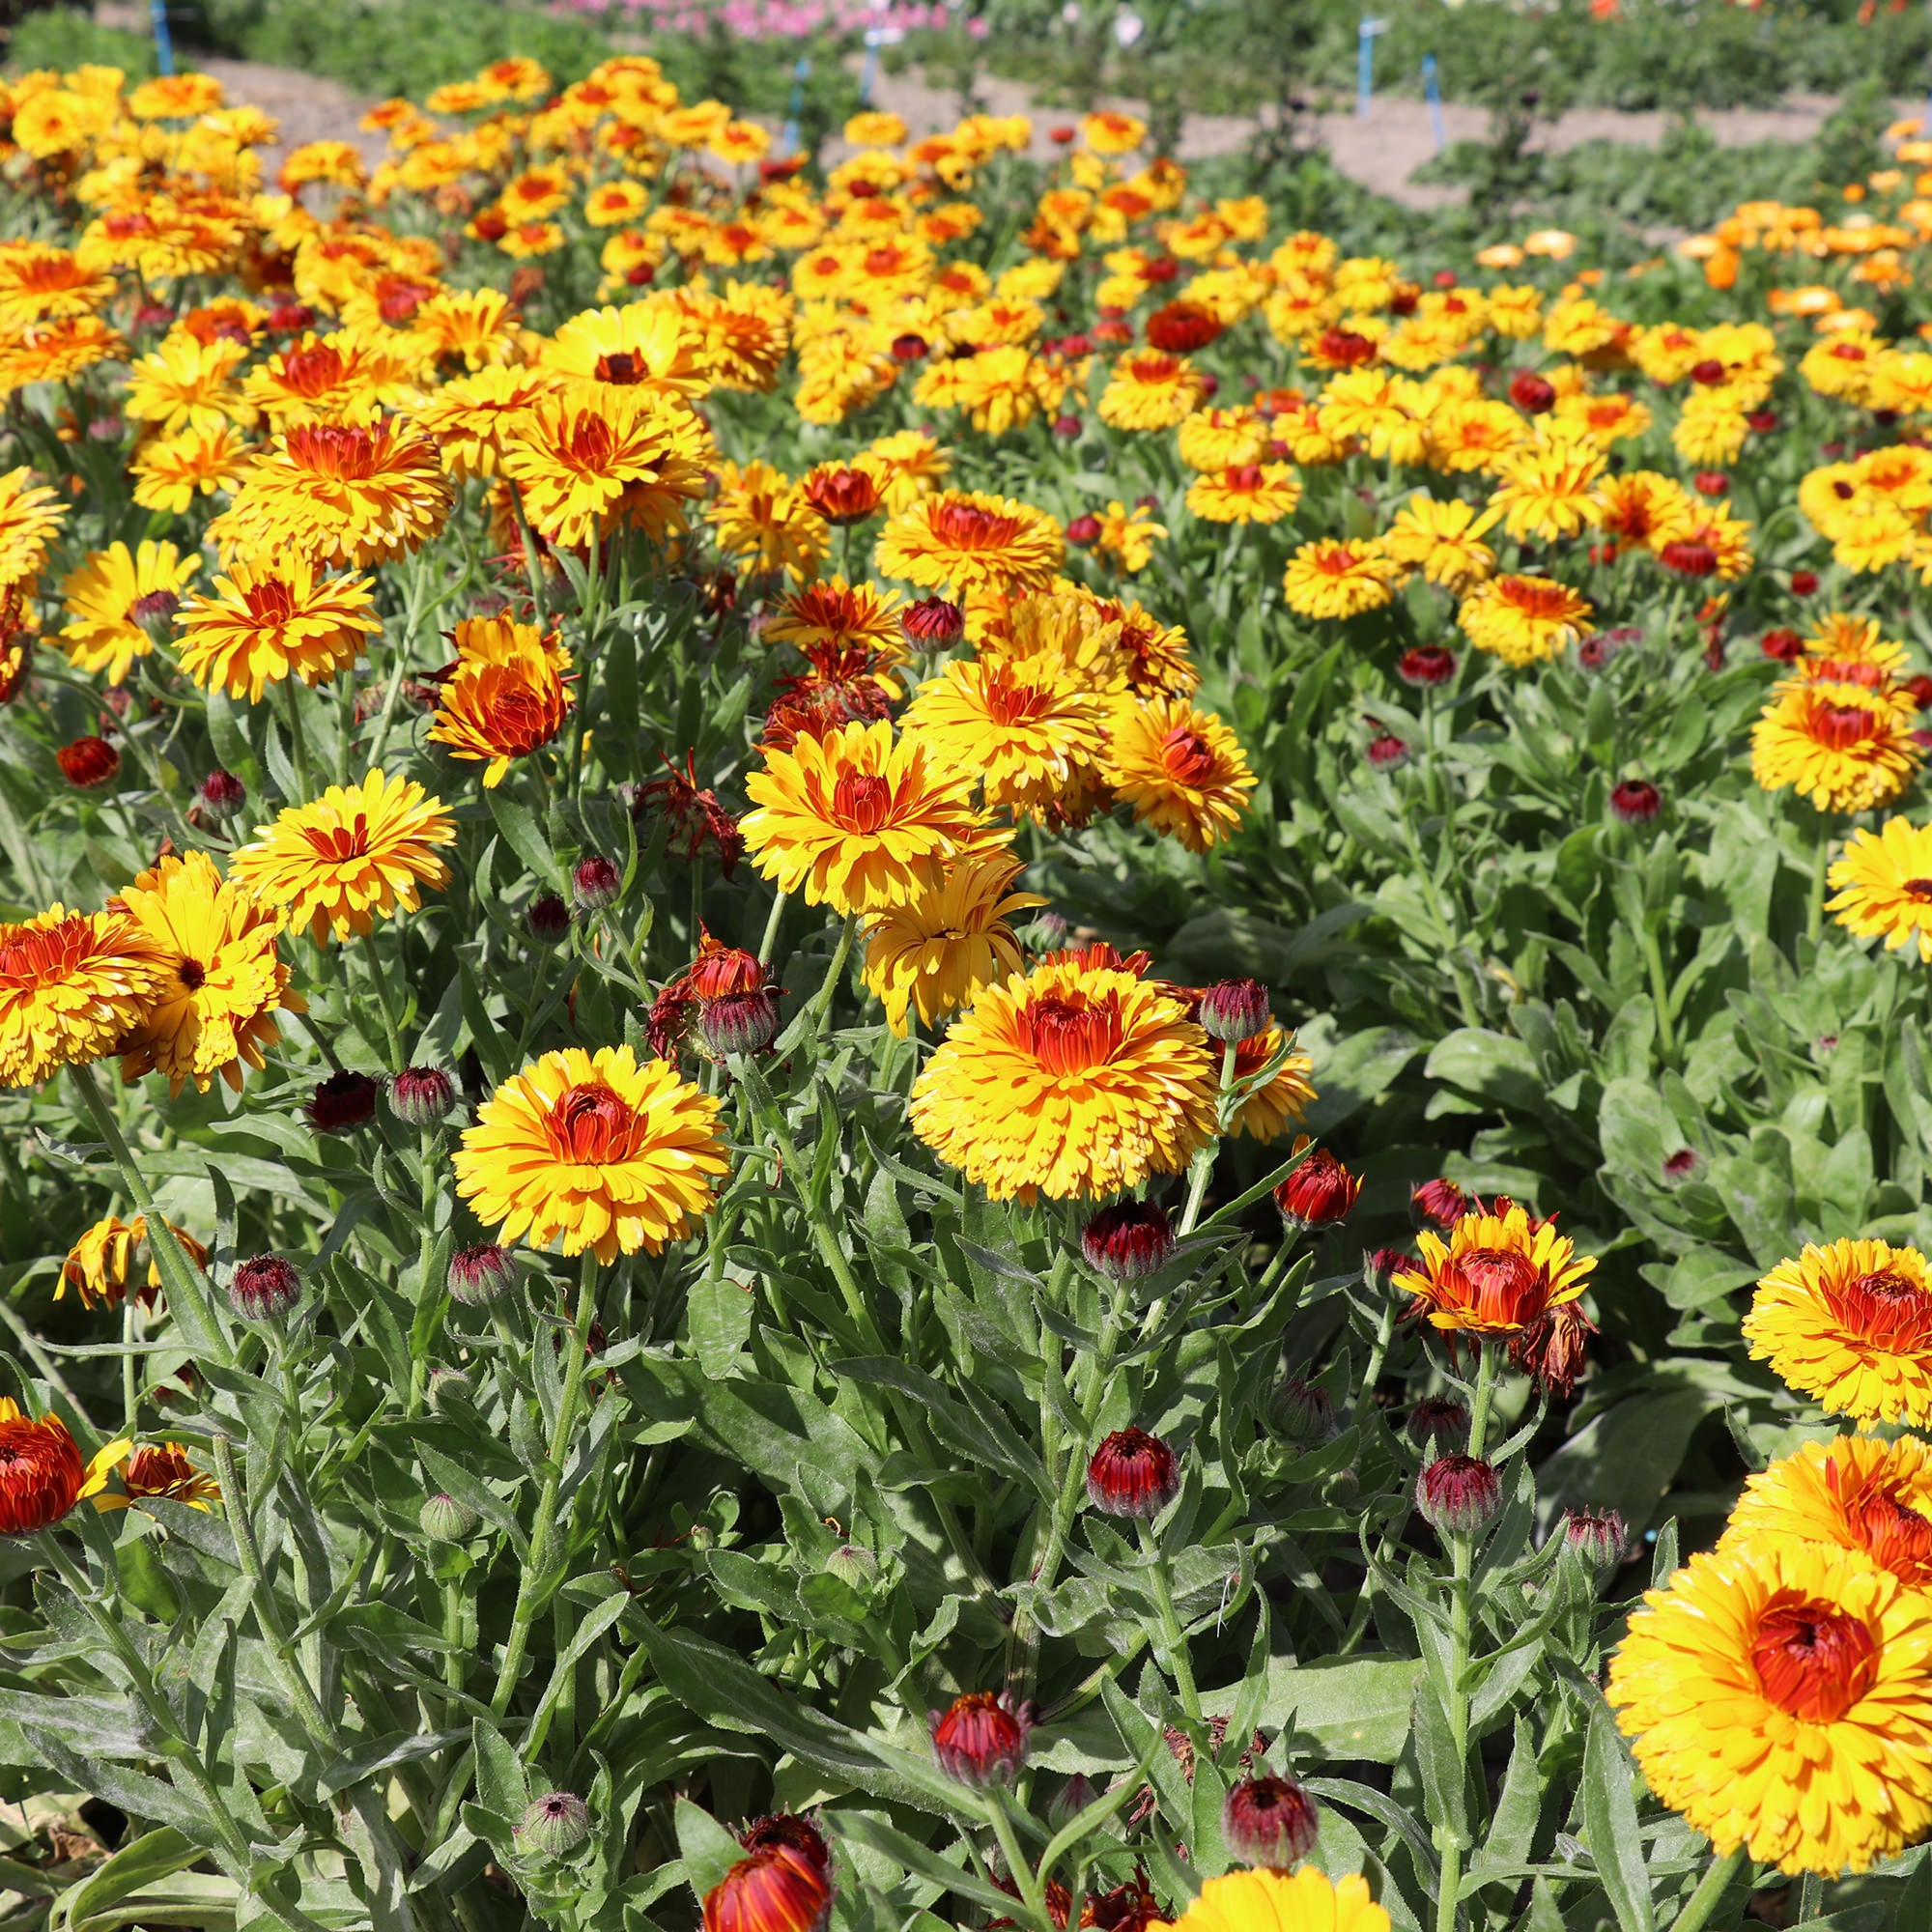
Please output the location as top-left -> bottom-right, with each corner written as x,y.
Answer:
1150,1869 -> 1388,1932
229,768 -> 456,945
705,459 -> 828,583
1185,463 -> 1301,526
503,384 -> 710,551
1393,1196 -> 1596,1337
1106,696 -> 1257,854
1227,1023 -> 1318,1143
909,952 -> 1217,1203
1281,539 -> 1399,620
1828,817 -> 1932,961
1607,1539 -> 1932,1876
861,845 -> 1044,1035
175,557 -> 381,702
123,330 -> 254,437
1745,1237 -> 1932,1424
0,466 -> 66,588
453,1044 -> 727,1262
99,1442 -> 222,1513
1750,680 -> 1922,815
1382,494 -> 1499,591
130,423 -> 251,515
875,490 -> 1064,595
426,614 -> 574,787
741,719 -> 980,916
1726,1435 -> 1932,1586
1097,351 -> 1203,431
59,541 -> 202,684
59,1213 -> 208,1311
1488,429 -> 1606,542
0,904 -> 169,1089
1458,574 -> 1593,667
1094,499 -> 1166,573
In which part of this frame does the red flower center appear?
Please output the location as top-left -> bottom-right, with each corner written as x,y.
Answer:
301,813 -> 372,863
565,414 -> 617,469
1499,579 -> 1577,621
1841,1479 -> 1932,1578
0,914 -> 95,988
243,579 -> 298,626
1439,1244 -> 1545,1326
1812,703 -> 1877,751
1905,878 -> 1932,901
178,959 -> 207,990
277,342 -> 347,396
1822,1266 -> 1932,1350
1160,726 -> 1216,784
1018,992 -> 1125,1075
596,351 -> 639,384
927,502 -> 1024,552
1751,1600 -> 1878,1721
548,1083 -> 641,1163
286,425 -> 384,481
830,771 -> 894,834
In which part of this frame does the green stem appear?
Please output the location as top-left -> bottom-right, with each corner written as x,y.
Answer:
1401,797 -> 1480,1028
1466,1343 -> 1498,1461
1668,1848 -> 1746,1932
361,932 -> 408,1073
1138,1520 -> 1201,1723
985,1794 -> 1054,1932
756,888 -> 788,969
1178,1040 -> 1237,1236
1806,809 -> 1831,946
69,1065 -> 232,1368
1799,1873 -> 1824,1918
282,677 -> 313,800
491,1252 -> 601,1719
120,1293 -> 138,1437
508,483 -> 549,628
1641,923 -> 1678,1065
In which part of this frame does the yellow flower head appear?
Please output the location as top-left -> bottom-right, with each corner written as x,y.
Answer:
741,719 -> 980,916
1282,539 -> 1399,621
1750,680 -> 1922,815
905,653 -> 1112,818
0,904 -> 168,1089
861,844 -> 1044,1035
0,466 -> 65,588
1745,1238 -> 1932,1425
1228,1023 -> 1318,1143
503,384 -> 710,551
113,850 -> 303,1094
175,557 -> 380,702
229,768 -> 456,945
1458,574 -> 1593,668
1184,463 -> 1302,526
875,490 -> 1065,595
1098,351 -> 1204,431
453,1043 -> 727,1262
910,952 -> 1217,1203
1607,1539 -> 1932,1876
1106,696 -> 1257,853
1728,1434 -> 1932,1586
705,458 -> 829,582
1382,494 -> 1499,591
59,541 -> 202,685
1828,816 -> 1932,961
1488,428 -> 1606,541
59,1213 -> 207,1311
1151,1869 -> 1388,1932
1393,1197 -> 1596,1336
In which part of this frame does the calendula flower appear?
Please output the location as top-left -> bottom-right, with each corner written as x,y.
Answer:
113,851 -> 302,1094
1106,696 -> 1257,853
427,614 -> 574,786
412,365 -> 562,481
763,577 -> 905,659
1607,1540 -> 1932,1876
905,652 -> 1112,817
910,952 -> 1218,1202
1281,539 -> 1399,620
1745,1238 -> 1932,1424
123,331 -> 253,437
1185,464 -> 1301,526
0,242 -> 114,330
99,1442 -> 221,1512
705,459 -> 829,582
130,423 -> 251,514
862,845 -> 1044,1034
59,542 -> 201,684
1228,1024 -> 1318,1142
1457,575 -> 1593,668
741,719 -> 980,915
229,768 -> 456,945
1751,681 -> 1922,815
1097,351 -> 1203,431
1829,818 -> 1932,960
1394,1197 -> 1596,1336
1727,1435 -> 1932,1586
175,558 -> 380,701
1149,1869 -> 1387,1932
59,1213 -> 208,1312
0,467 -> 65,588
0,904 -> 168,1088
213,422 -> 451,569
502,384 -> 711,550
1382,495 -> 1499,590
453,1043 -> 727,1262
1094,499 -> 1166,573
542,300 -> 711,401
1489,430 -> 1606,541
875,490 -> 1064,594
0,1399 -> 129,1534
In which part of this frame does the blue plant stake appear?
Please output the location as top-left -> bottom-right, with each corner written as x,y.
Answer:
860,10 -> 885,105
1357,18 -> 1389,120
781,55 -> 810,156
152,0 -> 175,76
1424,52 -> 1445,151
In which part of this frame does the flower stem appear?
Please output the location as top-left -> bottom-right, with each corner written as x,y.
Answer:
361,931 -> 408,1072
491,1251 -> 600,1719
1806,808 -> 1831,945
756,888 -> 788,968
1668,1848 -> 1746,1932
281,677 -> 313,800
1178,1040 -> 1237,1236
1137,1519 -> 1201,1723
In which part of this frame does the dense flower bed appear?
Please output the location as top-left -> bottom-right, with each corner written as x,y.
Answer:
6,45 -> 1932,1931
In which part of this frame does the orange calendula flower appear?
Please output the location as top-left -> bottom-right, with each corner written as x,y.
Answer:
1227,1024 -> 1318,1143
1751,681 -> 1923,815
909,952 -> 1217,1202
1457,574 -> 1593,667
99,1442 -> 222,1512
1393,1197 -> 1596,1336
741,719 -> 980,916
1184,463 -> 1302,526
1105,696 -> 1257,853
113,851 -> 303,1095
0,1399 -> 130,1534
875,490 -> 1065,595
453,1044 -> 728,1262
229,768 -> 456,945
763,577 -> 905,660
1726,1434 -> 1932,1586
175,558 -> 381,701
59,1213 -> 208,1311
0,904 -> 168,1089
1281,539 -> 1399,620
427,614 -> 574,786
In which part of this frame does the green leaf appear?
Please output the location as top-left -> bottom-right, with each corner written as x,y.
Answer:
1424,1029 -> 1545,1116
473,1717 -> 530,1821
825,1810 -> 1014,1912
1406,1677 -> 1466,1842
50,1828 -> 205,1932
673,1798 -> 746,1900
1581,1702 -> 1653,1932
487,789 -> 563,890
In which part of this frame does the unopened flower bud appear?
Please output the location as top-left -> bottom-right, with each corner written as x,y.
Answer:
427,1367 -> 474,1410
1609,780 -> 1660,824
389,1065 -> 456,1126
929,1690 -> 1034,1787
1363,1246 -> 1406,1292
1052,412 -> 1082,438
420,1492 -> 480,1543
699,988 -> 781,1057
1366,731 -> 1409,771
1221,1774 -> 1319,1870
230,1254 -> 300,1322
1409,1178 -> 1468,1231
1269,1378 -> 1333,1446
527,891 -> 571,940
573,854 -> 621,911
1561,1506 -> 1628,1577
447,1242 -> 517,1307
1080,1201 -> 1175,1281
1397,645 -> 1456,687
1418,1454 -> 1501,1537
1066,514 -> 1101,547
57,736 -> 119,788
519,1790 -> 589,1857
1274,1147 -> 1361,1231
1508,369 -> 1555,413
824,1544 -> 878,1591
704,1835 -> 833,1932
1026,910 -> 1070,953
307,1070 -> 379,1133
1047,1773 -> 1096,1829
1199,978 -> 1269,1043
198,768 -> 246,820
1406,1394 -> 1470,1448
901,597 -> 964,648
1086,1427 -> 1179,1519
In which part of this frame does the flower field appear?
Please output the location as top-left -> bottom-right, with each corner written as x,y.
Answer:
8,42 -> 1932,1931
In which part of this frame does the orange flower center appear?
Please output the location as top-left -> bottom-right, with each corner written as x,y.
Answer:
0,914 -> 93,989
243,579 -> 298,626
547,1082 -> 642,1163
830,771 -> 894,833
1821,1266 -> 1932,1350
1809,658 -> 1885,688
1160,726 -> 1215,783
1842,1481 -> 1932,1577
277,342 -> 347,397
980,668 -> 1052,726
1812,702 -> 1878,750
565,414 -> 617,469
286,425 -> 384,481
928,502 -> 1023,552
0,1415 -> 84,1535
1438,1244 -> 1544,1325
864,247 -> 906,276
1750,1600 -> 1877,1721
126,1442 -> 194,1495
301,814 -> 372,863
1499,579 -> 1577,621
1017,991 -> 1124,1075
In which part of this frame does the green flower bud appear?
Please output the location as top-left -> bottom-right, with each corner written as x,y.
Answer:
518,1791 -> 588,1857
420,1492 -> 480,1543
